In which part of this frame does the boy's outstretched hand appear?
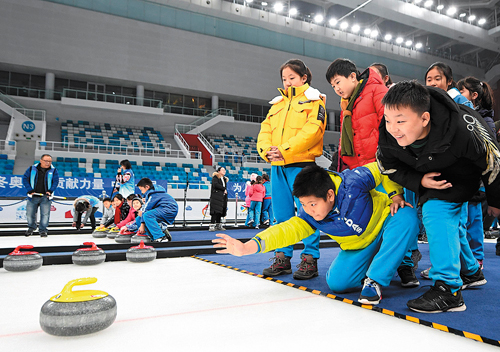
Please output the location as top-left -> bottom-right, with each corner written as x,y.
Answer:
390,194 -> 413,216
212,233 -> 258,256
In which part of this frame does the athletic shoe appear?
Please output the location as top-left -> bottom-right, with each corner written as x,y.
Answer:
209,224 -> 216,232
411,249 -> 422,271
293,254 -> 319,280
255,225 -> 259,229
262,252 -> 292,276
216,223 -> 226,231
478,260 -> 483,270
407,280 -> 466,313
484,230 -> 499,239
40,232 -> 48,238
461,267 -> 487,289
421,266 -> 431,279
247,220 -> 254,227
160,225 -> 172,242
263,220 -> 270,225
397,265 -> 420,288
418,233 -> 428,243
151,235 -> 170,243
358,278 -> 382,305
25,229 -> 34,237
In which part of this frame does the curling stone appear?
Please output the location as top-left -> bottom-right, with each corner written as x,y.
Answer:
72,242 -> 106,266
3,245 -> 43,272
115,229 -> 134,244
131,233 -> 151,244
40,277 -> 117,336
126,241 -> 157,263
106,227 -> 119,239
92,226 -> 108,238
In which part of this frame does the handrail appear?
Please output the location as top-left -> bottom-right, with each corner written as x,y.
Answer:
174,128 -> 201,159
198,133 -> 215,155
62,135 -> 171,150
0,84 -> 61,100
15,108 -> 46,121
0,91 -> 24,109
242,155 -> 266,164
62,88 -> 163,109
191,108 -> 233,126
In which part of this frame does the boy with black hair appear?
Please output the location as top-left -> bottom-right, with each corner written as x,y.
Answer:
93,197 -> 114,234
72,195 -> 100,231
377,80 -> 500,313
213,163 -> 418,305
137,178 -> 179,242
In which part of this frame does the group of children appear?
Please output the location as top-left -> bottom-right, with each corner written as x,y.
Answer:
73,177 -> 179,243
244,173 -> 273,229
213,57 -> 500,314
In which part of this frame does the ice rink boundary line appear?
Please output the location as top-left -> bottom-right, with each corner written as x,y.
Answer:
192,256 -> 500,348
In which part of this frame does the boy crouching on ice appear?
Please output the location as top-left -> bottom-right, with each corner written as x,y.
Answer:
213,163 -> 418,305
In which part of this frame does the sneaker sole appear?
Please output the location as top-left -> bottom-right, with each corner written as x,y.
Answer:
401,281 -> 420,288
407,304 -> 467,313
358,297 -> 381,305
292,272 -> 319,280
462,279 -> 487,290
262,269 -> 292,277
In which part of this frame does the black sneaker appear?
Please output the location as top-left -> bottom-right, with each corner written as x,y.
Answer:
397,265 -> 420,288
262,252 -> 292,276
25,229 -> 34,237
407,280 -> 466,313
293,254 -> 319,280
411,249 -> 422,271
40,232 -> 48,238
461,267 -> 487,289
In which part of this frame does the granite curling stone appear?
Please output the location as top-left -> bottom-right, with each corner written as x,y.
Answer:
40,277 -> 117,336
3,245 -> 43,272
72,242 -> 106,265
126,241 -> 157,263
115,229 -> 134,244
131,233 -> 151,244
92,226 -> 108,238
106,227 -> 120,239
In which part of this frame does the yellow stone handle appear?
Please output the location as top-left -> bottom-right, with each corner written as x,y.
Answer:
61,277 -> 97,296
51,277 -> 108,303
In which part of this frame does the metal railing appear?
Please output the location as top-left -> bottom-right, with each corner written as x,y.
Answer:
164,105 -> 211,116
174,129 -> 202,159
0,91 -> 24,109
15,108 -> 46,121
0,140 -> 16,154
234,113 -> 266,123
198,133 -> 215,155
62,88 -> 163,109
38,140 -> 198,159
0,85 -> 63,100
62,135 -> 171,150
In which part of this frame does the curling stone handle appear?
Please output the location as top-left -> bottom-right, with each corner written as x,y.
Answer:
13,245 -> 34,252
83,242 -> 98,250
60,277 -> 98,296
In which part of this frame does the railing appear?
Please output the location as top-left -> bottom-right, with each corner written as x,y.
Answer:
62,88 -> 163,109
0,91 -> 24,109
242,155 -> 266,164
198,133 -> 215,155
234,113 -> 266,123
0,85 -> 63,100
15,108 -> 46,121
323,150 -> 332,161
174,129 -> 201,159
62,135 -> 171,150
37,140 -> 199,159
0,140 -> 16,154
164,105 -> 211,116
175,108 -> 234,134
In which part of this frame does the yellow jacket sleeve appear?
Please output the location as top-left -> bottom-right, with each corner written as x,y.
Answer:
364,161 -> 403,198
278,101 -> 326,163
251,216 -> 315,253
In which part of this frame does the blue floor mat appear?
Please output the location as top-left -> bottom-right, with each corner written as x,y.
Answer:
170,228 -> 260,242
200,242 -> 500,344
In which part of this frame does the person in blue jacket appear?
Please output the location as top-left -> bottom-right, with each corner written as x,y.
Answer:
22,154 -> 59,237
73,195 -> 100,231
261,173 -> 274,226
137,178 -> 179,242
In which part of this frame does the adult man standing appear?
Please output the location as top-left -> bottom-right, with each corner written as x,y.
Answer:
22,154 -> 59,237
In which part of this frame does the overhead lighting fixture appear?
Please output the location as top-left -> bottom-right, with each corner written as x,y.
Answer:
289,7 -> 297,16
468,15 -> 476,21
246,0 -> 253,3
414,0 -> 422,4
478,18 -> 486,25
396,37 -> 404,44
352,24 -> 360,33
446,7 -> 456,16
436,4 -> 444,10
405,40 -> 413,46
340,21 -> 349,30
273,2 -> 283,12
314,14 -> 324,23
370,30 -> 379,38
415,42 -> 423,49
384,34 -> 392,41
424,0 -> 433,7
459,12 -> 466,18
329,18 -> 338,26
261,1 -> 268,5
364,28 -> 371,35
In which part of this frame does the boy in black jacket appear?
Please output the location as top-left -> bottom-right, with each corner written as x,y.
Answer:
377,81 -> 500,313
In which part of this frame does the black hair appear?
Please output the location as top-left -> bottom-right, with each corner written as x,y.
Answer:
137,177 -> 155,190
40,154 -> 52,160
103,197 -> 112,203
112,194 -> 124,202
216,166 -> 225,172
280,59 -> 312,85
75,201 -> 87,213
250,180 -> 255,185
425,62 -> 455,89
292,165 -> 336,201
370,63 -> 393,87
456,77 -> 494,111
262,173 -> 270,181
325,58 -> 360,83
255,175 -> 262,184
382,80 -> 431,116
120,159 -> 132,170
126,194 -> 136,201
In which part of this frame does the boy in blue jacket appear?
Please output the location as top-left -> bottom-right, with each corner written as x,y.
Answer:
213,163 -> 418,305
137,178 -> 179,242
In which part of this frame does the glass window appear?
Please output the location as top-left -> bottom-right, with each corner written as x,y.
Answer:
70,80 -> 87,89
55,78 -> 69,92
170,94 -> 183,106
154,91 -> 168,105
144,90 -> 154,99
122,87 -> 135,97
251,104 -> 262,117
10,72 -> 30,87
184,95 -> 197,108
262,105 -> 270,117
198,97 -> 211,110
30,75 -> 45,89
106,85 -> 121,95
225,101 -> 237,113
238,103 -> 250,115
0,71 -> 9,85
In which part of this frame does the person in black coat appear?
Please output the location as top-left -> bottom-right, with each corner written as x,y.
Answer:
209,167 -> 228,231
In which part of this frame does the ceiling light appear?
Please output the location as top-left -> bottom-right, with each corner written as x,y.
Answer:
396,37 -> 404,44
384,34 -> 392,41
415,0 -> 422,3
262,1 -> 268,6
289,8 -> 297,16
405,40 -> 413,46
468,15 -> 476,21
246,0 -> 253,3
446,7 -> 456,16
364,28 -> 371,35
436,4 -> 444,10
415,42 -> 423,49
273,2 -> 283,12
459,12 -> 466,18
478,18 -> 486,25
352,24 -> 360,33
340,21 -> 349,30
314,14 -> 324,23
370,30 -> 378,38
329,18 -> 338,26
424,0 -> 433,7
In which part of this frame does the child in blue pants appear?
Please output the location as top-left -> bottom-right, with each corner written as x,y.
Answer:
378,81 -> 499,313
214,162 -> 418,306
137,178 -> 179,243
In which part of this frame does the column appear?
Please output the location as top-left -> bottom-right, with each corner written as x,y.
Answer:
45,72 -> 55,100
136,84 -> 144,106
211,95 -> 219,111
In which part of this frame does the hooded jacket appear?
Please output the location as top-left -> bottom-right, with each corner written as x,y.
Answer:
377,86 -> 500,208
142,188 -> 178,224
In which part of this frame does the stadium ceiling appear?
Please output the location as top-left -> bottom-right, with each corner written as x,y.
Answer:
242,0 -> 500,71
